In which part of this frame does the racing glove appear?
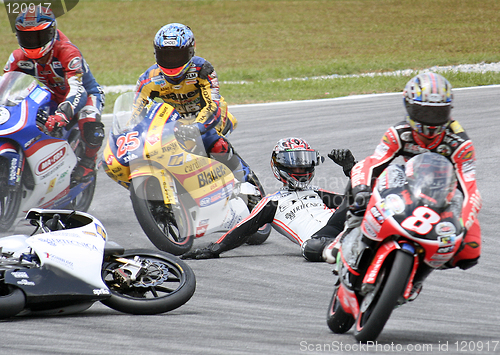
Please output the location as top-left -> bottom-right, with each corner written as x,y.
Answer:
181,242 -> 222,260
328,149 -> 357,177
349,184 -> 372,216
45,111 -> 70,132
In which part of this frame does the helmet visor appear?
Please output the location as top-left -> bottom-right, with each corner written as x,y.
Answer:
274,150 -> 318,168
155,46 -> 194,69
16,27 -> 54,49
406,103 -> 451,126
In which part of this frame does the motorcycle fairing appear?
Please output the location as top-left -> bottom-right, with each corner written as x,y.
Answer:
337,283 -> 360,317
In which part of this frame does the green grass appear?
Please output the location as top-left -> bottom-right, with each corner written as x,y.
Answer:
2,0 -> 500,113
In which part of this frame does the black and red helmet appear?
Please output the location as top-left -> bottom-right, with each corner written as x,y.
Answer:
271,137 -> 320,189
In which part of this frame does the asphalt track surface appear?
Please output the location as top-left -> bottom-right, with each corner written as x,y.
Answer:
1,87 -> 499,355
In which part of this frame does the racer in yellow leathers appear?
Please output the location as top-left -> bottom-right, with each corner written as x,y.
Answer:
133,23 -> 249,180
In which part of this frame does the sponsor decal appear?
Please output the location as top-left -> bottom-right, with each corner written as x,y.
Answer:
162,39 -> 177,46
197,165 -> 227,187
11,272 -> 29,278
400,131 -> 412,142
384,194 -> 405,214
36,146 -> 66,175
435,222 -> 456,236
195,219 -> 209,238
18,61 -> 34,70
450,121 -> 464,134
17,279 -> 35,286
436,144 -> 451,156
68,57 -> 82,71
93,288 -> 110,296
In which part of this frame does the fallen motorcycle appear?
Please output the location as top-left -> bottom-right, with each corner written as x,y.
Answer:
0,208 -> 196,318
326,152 -> 464,342
0,71 -> 96,232
102,92 -> 271,255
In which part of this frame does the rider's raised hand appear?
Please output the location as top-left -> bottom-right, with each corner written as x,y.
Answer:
328,149 -> 357,177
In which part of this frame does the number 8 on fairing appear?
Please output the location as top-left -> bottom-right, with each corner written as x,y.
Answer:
401,206 -> 440,234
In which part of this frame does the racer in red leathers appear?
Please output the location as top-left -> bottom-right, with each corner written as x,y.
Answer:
4,6 -> 105,183
181,137 -> 357,262
133,23 -> 247,180
347,72 -> 482,270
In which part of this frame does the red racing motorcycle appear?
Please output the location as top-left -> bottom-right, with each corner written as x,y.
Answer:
326,152 -> 464,342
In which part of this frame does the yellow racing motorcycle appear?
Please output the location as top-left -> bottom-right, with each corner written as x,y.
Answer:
102,93 -> 270,255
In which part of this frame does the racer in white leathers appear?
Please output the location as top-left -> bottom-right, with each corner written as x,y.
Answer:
182,137 -> 356,262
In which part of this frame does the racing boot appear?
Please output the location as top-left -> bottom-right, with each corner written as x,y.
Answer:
71,154 -> 97,184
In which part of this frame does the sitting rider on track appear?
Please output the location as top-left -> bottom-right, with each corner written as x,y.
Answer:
4,6 -> 105,183
182,137 -> 356,262
132,23 -> 249,182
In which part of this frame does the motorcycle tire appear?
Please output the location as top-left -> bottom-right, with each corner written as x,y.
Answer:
68,177 -> 96,213
0,285 -> 26,319
326,285 -> 355,333
101,249 -> 196,315
354,250 -> 414,342
130,176 -> 192,255
245,172 -> 271,245
0,157 -> 23,232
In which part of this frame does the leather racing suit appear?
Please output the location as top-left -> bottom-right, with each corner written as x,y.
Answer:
133,56 -> 248,179
206,187 -> 347,261
350,119 -> 482,269
4,29 -> 105,173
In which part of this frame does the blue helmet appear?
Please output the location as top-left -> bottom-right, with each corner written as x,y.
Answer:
154,23 -> 195,81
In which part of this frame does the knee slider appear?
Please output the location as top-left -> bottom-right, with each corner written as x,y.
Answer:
83,121 -> 105,147
301,236 -> 334,262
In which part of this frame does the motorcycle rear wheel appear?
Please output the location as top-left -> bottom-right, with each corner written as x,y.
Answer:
130,177 -> 192,255
245,172 -> 271,245
0,285 -> 26,319
354,250 -> 414,342
326,285 -> 355,333
101,249 -> 196,315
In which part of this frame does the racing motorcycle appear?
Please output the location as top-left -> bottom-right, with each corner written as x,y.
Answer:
326,152 -> 464,342
0,71 -> 96,232
102,92 -> 271,255
0,208 -> 196,318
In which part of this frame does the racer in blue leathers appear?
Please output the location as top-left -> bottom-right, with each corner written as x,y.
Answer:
4,6 -> 105,182
133,23 -> 249,181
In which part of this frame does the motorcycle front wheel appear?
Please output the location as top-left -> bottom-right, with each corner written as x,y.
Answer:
67,178 -> 96,212
130,176 -> 192,255
101,249 -> 196,315
354,250 -> 414,342
0,157 -> 22,232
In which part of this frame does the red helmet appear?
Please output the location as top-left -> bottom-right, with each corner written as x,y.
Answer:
15,6 -> 57,60
270,137 -> 320,189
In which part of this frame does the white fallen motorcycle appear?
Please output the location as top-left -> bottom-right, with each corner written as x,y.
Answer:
0,208 -> 196,318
